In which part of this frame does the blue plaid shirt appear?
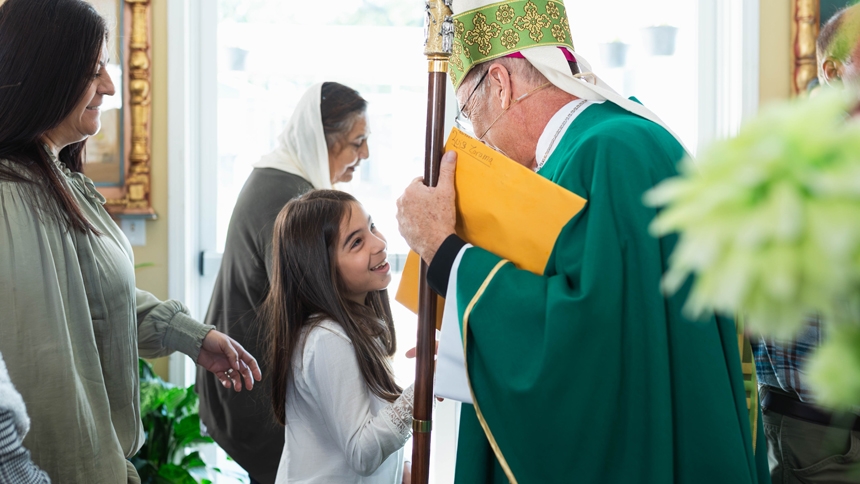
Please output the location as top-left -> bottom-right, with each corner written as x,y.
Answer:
751,319 -> 821,403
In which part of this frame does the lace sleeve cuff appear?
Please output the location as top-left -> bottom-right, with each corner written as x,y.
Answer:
380,384 -> 415,442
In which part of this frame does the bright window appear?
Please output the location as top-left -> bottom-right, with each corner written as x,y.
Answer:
568,0 -> 700,153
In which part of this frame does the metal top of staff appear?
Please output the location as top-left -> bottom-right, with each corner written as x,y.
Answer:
424,0 -> 454,57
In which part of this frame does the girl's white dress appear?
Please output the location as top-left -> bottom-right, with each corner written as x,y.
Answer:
275,319 -> 414,483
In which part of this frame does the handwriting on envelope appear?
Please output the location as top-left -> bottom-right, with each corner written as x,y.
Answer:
395,127 -> 587,328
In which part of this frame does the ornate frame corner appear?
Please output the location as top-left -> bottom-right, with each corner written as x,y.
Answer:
100,0 -> 156,219
792,0 -> 820,96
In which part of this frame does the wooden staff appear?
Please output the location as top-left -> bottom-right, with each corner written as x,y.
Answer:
412,1 -> 453,483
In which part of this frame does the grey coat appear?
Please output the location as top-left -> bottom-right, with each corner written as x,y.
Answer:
197,168 -> 312,484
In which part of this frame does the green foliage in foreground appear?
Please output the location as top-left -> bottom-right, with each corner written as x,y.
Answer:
131,359 -> 218,484
647,91 -> 860,409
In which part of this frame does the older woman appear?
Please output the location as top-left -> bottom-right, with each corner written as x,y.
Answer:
0,1 -> 261,482
196,82 -> 372,484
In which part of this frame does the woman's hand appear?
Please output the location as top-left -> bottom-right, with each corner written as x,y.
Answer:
198,330 -> 262,391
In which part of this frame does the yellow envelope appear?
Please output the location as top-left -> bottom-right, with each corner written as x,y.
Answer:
395,127 -> 587,328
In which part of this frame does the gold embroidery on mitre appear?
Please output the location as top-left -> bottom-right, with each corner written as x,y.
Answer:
546,1 -> 560,20
465,12 -> 502,56
500,28 -> 521,50
551,17 -> 569,43
454,18 -> 465,38
451,40 -> 466,71
449,0 -> 575,89
514,0 -> 551,43
496,4 -> 516,25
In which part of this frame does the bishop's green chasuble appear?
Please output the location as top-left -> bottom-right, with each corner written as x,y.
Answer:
452,101 -> 770,483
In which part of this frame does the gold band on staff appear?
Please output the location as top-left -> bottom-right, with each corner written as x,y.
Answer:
428,59 -> 449,73
412,419 -> 433,433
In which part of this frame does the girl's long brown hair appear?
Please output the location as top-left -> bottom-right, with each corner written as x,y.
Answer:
261,190 -> 401,426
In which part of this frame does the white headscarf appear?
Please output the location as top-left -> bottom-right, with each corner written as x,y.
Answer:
453,0 -> 689,154
253,83 -> 333,189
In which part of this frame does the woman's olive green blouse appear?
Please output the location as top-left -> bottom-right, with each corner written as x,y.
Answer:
0,152 -> 213,483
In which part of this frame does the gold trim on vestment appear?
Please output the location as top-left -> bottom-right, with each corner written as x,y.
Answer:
461,259 -> 518,484
736,313 -> 759,452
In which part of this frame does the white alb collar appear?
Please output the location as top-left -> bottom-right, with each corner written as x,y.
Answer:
534,99 -> 602,172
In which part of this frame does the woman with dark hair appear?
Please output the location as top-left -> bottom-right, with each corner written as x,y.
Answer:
261,189 -> 412,483
0,1 -> 262,482
197,82 -> 373,484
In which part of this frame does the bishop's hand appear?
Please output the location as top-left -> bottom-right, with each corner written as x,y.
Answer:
396,151 -> 457,265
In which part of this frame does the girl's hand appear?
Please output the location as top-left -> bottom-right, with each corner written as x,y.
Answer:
406,343 -> 443,401
404,340 -> 438,359
402,461 -> 412,484
198,330 -> 263,391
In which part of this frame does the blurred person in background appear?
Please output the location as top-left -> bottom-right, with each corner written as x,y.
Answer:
750,5 -> 860,484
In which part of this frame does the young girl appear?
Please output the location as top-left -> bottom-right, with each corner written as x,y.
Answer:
262,189 -> 414,483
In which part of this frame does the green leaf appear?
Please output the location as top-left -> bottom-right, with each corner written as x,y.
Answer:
135,358 -> 218,481
174,414 -> 201,441
139,359 -> 157,380
173,386 -> 200,418
807,324 -> 860,409
156,464 -> 197,484
131,457 -> 159,483
163,387 -> 189,415
171,415 -> 213,459
141,414 -> 171,465
180,451 -> 207,469
140,381 -> 170,414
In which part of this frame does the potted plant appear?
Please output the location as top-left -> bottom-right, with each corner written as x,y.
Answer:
131,359 -> 220,484
641,25 -> 679,56
598,39 -> 630,69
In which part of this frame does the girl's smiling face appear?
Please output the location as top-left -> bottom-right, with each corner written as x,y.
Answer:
334,202 -> 391,303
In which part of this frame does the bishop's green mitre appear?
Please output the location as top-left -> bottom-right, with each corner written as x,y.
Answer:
449,0 -> 574,88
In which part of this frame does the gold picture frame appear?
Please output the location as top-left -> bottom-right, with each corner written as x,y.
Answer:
87,0 -> 155,218
792,0 -> 820,96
